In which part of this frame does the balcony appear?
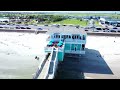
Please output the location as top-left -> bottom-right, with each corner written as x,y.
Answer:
65,39 -> 86,44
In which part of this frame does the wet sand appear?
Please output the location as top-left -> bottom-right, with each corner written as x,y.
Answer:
0,32 -> 48,79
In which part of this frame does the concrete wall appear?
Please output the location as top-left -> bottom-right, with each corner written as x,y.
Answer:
0,29 -> 47,33
87,32 -> 120,37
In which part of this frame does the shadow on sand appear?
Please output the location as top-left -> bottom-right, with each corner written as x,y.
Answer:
55,48 -> 113,79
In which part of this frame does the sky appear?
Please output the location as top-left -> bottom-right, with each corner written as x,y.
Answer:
0,11 -> 120,14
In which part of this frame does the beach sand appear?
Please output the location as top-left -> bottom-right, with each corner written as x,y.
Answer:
0,32 -> 48,79
56,35 -> 120,79
84,36 -> 120,79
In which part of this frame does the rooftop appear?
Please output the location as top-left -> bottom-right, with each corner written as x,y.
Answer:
46,26 -> 87,35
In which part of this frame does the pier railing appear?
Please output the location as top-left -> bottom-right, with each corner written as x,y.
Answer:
44,47 -> 53,52
46,48 -> 59,79
33,52 -> 51,79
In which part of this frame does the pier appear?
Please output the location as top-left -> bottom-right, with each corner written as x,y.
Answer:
33,47 -> 59,79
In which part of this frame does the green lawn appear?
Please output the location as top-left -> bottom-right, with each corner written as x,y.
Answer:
51,19 -> 88,26
50,19 -> 102,27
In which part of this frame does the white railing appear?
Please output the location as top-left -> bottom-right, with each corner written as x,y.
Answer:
47,48 -> 59,79
65,39 -> 86,44
33,52 -> 51,79
44,47 -> 53,51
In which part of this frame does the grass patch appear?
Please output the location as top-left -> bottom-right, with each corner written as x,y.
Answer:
51,19 -> 88,26
50,19 -> 102,27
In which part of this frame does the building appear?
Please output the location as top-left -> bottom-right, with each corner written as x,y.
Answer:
44,26 -> 87,61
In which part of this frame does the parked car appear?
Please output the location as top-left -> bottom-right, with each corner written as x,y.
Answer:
44,25 -> 48,26
103,28 -> 110,32
93,30 -> 99,32
63,24 -> 66,26
4,27 -> 9,29
37,28 -> 42,30
20,27 -> 26,29
85,29 -> 89,31
110,30 -> 116,32
75,25 -> 79,28
96,27 -> 102,31
93,27 -> 103,32
52,24 -> 60,28
118,30 -> 120,33
109,27 -> 118,32
16,27 -> 21,29
10,27 -> 15,29
26,27 -> 31,29
0,26 -> 3,28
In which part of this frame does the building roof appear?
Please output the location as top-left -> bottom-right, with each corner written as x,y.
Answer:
46,26 -> 87,35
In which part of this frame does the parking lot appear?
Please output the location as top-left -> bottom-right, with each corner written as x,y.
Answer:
1,23 -> 120,34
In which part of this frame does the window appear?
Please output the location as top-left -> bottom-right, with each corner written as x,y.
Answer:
80,36 -> 81,39
72,35 -> 74,39
62,35 -> 63,38
83,35 -> 85,40
77,35 -> 79,39
69,35 -> 71,39
82,44 -> 85,50
58,35 -> 60,38
74,35 -> 76,39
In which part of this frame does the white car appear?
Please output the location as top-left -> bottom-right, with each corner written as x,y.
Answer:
109,27 -> 118,32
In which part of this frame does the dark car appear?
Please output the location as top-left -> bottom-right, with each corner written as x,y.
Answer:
75,25 -> 79,28
20,27 -> 26,29
26,27 -> 31,29
1,23 -> 6,25
96,28 -> 102,30
63,24 -> 66,26
118,30 -> 120,33
85,29 -> 88,31
113,27 -> 117,29
0,26 -> 3,28
110,30 -> 116,32
44,25 -> 48,26
16,27 -> 21,29
37,28 -> 42,30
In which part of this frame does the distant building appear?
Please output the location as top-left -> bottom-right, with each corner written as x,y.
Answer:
99,16 -> 120,26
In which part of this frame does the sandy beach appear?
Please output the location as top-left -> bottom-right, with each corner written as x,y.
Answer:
56,35 -> 120,79
0,32 -> 48,79
83,36 -> 120,79
1,31 -> 120,79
